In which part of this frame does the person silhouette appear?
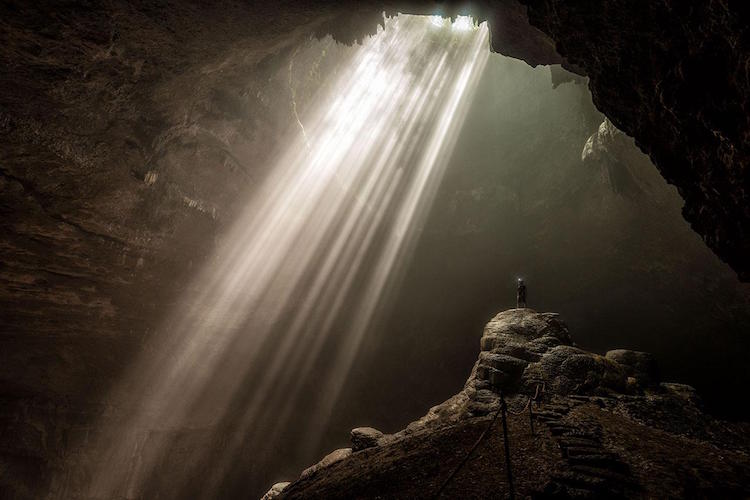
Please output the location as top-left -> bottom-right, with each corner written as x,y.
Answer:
517,278 -> 527,309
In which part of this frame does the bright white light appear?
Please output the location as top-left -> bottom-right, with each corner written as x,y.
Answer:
452,15 -> 474,31
430,15 -> 445,27
81,15 -> 490,498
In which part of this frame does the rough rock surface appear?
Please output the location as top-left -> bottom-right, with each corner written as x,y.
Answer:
261,482 -> 290,500
517,0 -> 750,280
300,448 -> 352,480
350,427 -> 385,452
581,119 -> 656,197
605,349 -> 660,387
279,309 -> 750,498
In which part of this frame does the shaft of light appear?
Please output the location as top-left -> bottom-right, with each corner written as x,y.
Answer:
81,15 -> 489,498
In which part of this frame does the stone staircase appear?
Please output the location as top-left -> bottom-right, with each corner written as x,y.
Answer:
533,397 -> 638,499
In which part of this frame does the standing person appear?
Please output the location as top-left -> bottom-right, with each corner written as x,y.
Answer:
517,278 -> 527,309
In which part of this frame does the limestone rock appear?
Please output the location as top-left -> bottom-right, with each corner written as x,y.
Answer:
400,309 -> 646,429
261,481 -> 290,500
661,383 -> 702,407
531,346 -> 628,395
350,427 -> 384,451
478,352 -> 528,376
476,309 -> 573,391
300,448 -> 351,480
606,349 -> 660,387
280,309 -> 750,499
481,309 -> 572,347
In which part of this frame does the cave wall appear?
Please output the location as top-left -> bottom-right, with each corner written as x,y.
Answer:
0,3 -> 360,498
517,0 -> 750,280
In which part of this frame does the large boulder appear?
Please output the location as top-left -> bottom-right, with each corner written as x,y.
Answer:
520,345 -> 628,395
479,352 -> 529,375
476,351 -> 529,390
480,309 -> 572,350
261,482 -> 290,500
350,427 -> 384,452
300,448 -> 352,480
605,349 -> 660,387
476,310 -> 643,396
475,309 -> 573,391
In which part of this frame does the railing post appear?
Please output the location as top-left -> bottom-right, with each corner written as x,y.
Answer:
499,391 -> 515,500
529,398 -> 535,436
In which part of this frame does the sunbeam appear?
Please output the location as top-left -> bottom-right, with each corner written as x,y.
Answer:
86,14 -> 489,498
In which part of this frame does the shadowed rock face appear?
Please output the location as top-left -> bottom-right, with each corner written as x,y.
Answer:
278,310 -> 750,499
516,0 -> 750,280
605,349 -> 660,387
0,5 -> 373,498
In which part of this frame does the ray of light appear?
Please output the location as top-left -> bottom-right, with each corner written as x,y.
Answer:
81,14 -> 489,498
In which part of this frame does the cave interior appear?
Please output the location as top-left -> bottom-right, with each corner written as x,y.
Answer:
1,1 -> 749,499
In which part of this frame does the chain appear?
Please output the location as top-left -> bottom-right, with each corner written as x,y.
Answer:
432,386 -> 535,499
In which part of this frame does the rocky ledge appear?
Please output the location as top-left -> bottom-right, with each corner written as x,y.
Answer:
265,309 -> 750,499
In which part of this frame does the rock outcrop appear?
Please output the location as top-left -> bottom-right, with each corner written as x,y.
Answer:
260,482 -> 290,500
277,310 -> 750,499
605,349 -> 660,387
405,309 -> 682,431
300,448 -> 352,481
350,427 -> 385,452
